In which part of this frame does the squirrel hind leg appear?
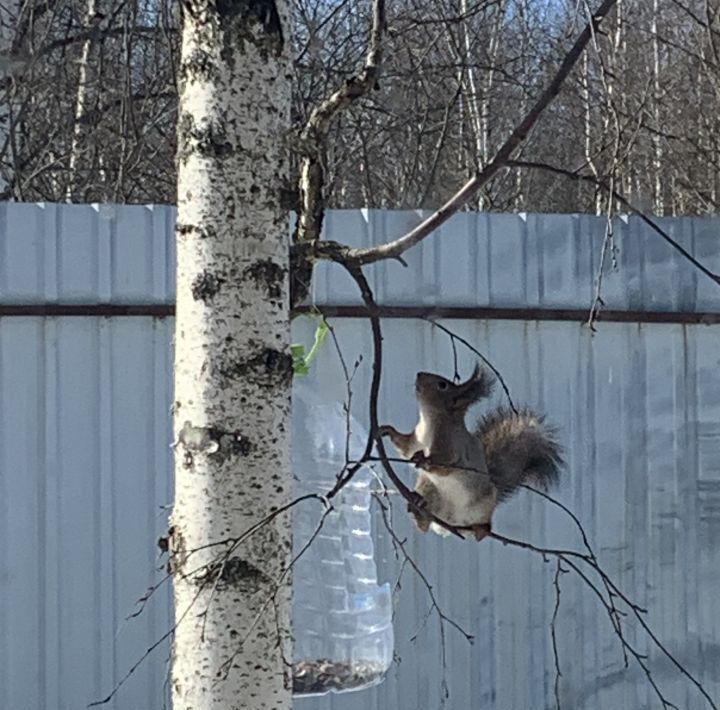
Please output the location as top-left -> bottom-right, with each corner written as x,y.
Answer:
406,490 -> 430,532
410,510 -> 432,533
409,475 -> 440,533
407,497 -> 432,533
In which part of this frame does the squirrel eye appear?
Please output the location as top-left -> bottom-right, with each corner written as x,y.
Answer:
437,381 -> 448,390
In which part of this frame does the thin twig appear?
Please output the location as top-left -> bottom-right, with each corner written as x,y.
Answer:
521,482 -> 631,663
88,580 -> 208,707
587,183 -> 618,330
507,159 -> 720,287
126,574 -> 172,620
551,560 -> 567,710
325,318 -> 363,469
374,492 -> 473,702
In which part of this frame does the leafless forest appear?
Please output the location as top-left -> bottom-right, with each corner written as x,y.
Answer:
1,0 -> 719,214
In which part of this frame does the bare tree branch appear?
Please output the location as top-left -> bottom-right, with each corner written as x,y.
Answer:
551,559 -> 566,710
303,0 -> 619,267
291,0 -> 386,305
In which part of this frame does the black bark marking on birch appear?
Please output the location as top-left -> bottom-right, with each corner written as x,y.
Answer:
191,270 -> 225,302
177,112 -> 234,164
168,527 -> 187,576
221,347 -> 292,388
217,0 -> 284,60
242,259 -> 286,299
195,124 -> 234,158
176,112 -> 197,166
175,222 -> 218,240
179,48 -> 220,85
199,555 -> 269,591
190,124 -> 233,161
158,525 -> 173,555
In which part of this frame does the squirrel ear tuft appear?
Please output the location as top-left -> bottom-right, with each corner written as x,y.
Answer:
452,364 -> 494,410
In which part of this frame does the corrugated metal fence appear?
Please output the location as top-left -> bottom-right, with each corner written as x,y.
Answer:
1,204 -> 719,710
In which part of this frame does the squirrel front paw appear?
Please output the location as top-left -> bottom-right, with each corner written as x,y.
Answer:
377,424 -> 397,438
410,450 -> 430,466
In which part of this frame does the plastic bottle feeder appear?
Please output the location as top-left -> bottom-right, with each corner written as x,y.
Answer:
291,383 -> 394,696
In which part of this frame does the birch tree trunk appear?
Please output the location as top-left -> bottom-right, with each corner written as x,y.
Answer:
67,0 -> 102,201
170,2 -> 293,709
650,0 -> 664,215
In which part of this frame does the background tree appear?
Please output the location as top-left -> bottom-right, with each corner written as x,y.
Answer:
1,0 -> 718,214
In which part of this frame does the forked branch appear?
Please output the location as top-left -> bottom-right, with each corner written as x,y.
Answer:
291,0 -> 386,305
293,0 -> 385,240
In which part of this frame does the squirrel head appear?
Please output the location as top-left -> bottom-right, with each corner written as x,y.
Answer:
415,364 -> 494,415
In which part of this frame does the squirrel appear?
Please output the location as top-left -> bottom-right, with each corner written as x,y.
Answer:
378,364 -> 562,541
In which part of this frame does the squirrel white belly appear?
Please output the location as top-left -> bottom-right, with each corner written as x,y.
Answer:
379,365 -> 562,541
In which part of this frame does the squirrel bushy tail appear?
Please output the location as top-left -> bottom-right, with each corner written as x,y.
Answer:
477,407 -> 563,501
